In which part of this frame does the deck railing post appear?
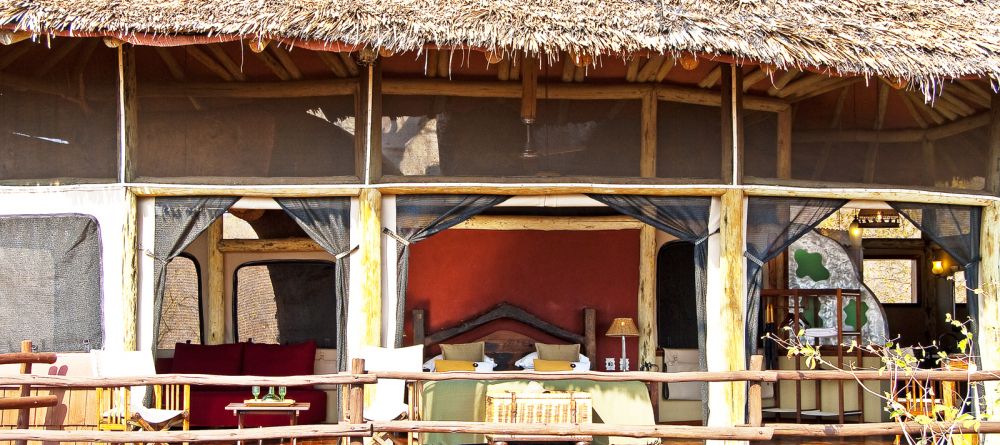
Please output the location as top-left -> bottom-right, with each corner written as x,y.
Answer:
748,355 -> 763,427
347,358 -> 367,445
14,340 -> 32,445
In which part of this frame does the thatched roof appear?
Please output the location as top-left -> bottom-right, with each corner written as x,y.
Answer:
3,0 -> 1000,90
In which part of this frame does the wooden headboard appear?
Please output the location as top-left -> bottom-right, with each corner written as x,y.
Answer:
412,303 -> 596,370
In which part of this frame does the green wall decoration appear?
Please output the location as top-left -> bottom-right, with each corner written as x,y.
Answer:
794,249 -> 830,282
844,299 -> 869,329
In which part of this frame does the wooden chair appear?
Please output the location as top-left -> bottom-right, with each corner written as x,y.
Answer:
92,350 -> 191,444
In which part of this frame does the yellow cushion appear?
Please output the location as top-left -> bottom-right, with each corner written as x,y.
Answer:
435,359 -> 476,372
441,342 -> 485,361
533,359 -> 574,372
535,343 -> 580,361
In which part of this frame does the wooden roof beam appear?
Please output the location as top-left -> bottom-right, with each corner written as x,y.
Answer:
206,44 -> 247,81
560,51 -> 574,82
316,51 -> 349,78
338,52 -> 359,77
948,83 -> 991,109
904,91 -> 945,125
437,49 -> 451,78
269,45 -> 303,80
654,56 -> 674,82
767,69 -> 800,96
959,80 -> 993,103
251,47 -> 291,81
742,68 -> 767,92
636,55 -> 665,83
573,65 -> 585,82
790,77 -> 862,103
697,65 -> 722,88
33,38 -> 81,77
897,88 -> 928,129
154,47 -> 202,110
186,46 -> 235,81
625,56 -> 641,82
939,90 -> 976,116
776,73 -> 830,98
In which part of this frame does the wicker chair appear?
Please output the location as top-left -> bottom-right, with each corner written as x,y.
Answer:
92,350 -> 190,444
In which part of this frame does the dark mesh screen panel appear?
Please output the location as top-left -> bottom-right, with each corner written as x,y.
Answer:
743,111 -> 779,179
382,96 -> 641,178
0,39 -> 118,183
656,101 -> 722,180
0,215 -> 103,353
157,255 -> 201,348
747,81 -> 989,192
133,46 -> 357,182
235,261 -> 338,348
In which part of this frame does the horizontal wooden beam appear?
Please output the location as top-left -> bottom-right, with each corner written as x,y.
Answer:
374,421 -> 774,441
0,352 -> 57,365
0,424 -> 371,443
139,79 -> 357,98
0,395 -> 58,410
453,215 -> 643,231
218,237 -> 323,253
0,373 -> 374,388
376,370 -> 777,383
128,185 -> 361,197
770,421 -> 1000,437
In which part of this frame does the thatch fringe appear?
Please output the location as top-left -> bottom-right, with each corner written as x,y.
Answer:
2,0 -> 999,92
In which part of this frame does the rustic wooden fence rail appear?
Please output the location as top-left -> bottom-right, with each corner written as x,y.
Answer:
0,341 -> 58,445
1,355 -> 998,443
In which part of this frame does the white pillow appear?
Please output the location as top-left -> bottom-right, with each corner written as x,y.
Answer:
514,352 -> 591,371
422,354 -> 496,372
665,362 -> 701,400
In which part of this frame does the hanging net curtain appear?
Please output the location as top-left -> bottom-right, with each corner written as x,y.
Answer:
153,197 -> 238,351
587,194 -> 714,418
745,197 -> 847,360
388,194 -> 511,346
889,203 -> 982,326
275,198 -> 353,369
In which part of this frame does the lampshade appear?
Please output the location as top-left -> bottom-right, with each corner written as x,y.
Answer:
605,318 -> 639,337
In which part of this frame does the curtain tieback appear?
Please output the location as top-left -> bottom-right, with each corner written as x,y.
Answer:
382,227 -> 411,246
335,245 -> 359,260
693,229 -> 720,245
964,259 -> 981,270
145,249 -> 171,264
743,252 -> 765,267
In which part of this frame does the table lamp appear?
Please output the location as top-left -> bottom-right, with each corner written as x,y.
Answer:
605,317 -> 639,371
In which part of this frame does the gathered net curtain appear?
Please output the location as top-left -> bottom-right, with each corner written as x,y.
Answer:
587,194 -> 713,418
275,198 -> 352,369
389,195 -> 511,346
889,203 -> 982,326
0,215 -> 103,353
745,197 -> 847,360
153,197 -> 238,352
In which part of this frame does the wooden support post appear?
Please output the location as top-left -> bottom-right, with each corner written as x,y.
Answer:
641,90 -> 657,177
347,358 -> 366,445
637,224 -> 657,370
721,64 -> 744,184
980,202 -> 1000,441
987,94 -> 1000,194
122,189 -> 139,351
205,219 -> 225,344
748,355 -> 764,427
119,45 -> 138,182
776,109 -> 792,179
708,189 -> 747,445
583,308 -> 597,364
359,188 -> 382,348
15,340 -> 32,445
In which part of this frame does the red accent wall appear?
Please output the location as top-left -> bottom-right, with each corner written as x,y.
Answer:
404,229 -> 640,367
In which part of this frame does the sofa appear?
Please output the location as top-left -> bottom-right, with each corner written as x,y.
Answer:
167,341 -> 328,427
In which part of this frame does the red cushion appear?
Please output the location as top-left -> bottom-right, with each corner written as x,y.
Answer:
242,341 -> 316,376
172,343 -> 243,375
188,389 -> 327,427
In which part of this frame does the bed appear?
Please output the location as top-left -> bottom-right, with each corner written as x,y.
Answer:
411,303 -> 658,445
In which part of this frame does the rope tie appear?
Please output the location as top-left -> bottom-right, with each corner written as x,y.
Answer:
383,227 -> 411,246
693,229 -> 720,245
335,245 -> 359,260
743,252 -> 765,267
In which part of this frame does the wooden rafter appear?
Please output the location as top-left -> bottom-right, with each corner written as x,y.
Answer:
315,51 -> 349,78
948,83 -> 991,109
33,38 -> 81,77
811,87 -> 850,180
251,47 -> 291,81
437,49 -> 450,78
654,56 -> 674,82
206,44 -> 247,81
624,56 -> 641,82
496,53 -> 510,81
897,88 -> 928,129
904,91 -> 945,125
767,69 -> 800,96
573,65 -> 585,82
776,73 -> 829,98
154,47 -> 202,110
70,39 -> 99,110
959,80 -> 992,103
269,45 -> 303,80
560,51 -> 574,82
338,52 -> 359,77
939,90 -> 975,116
186,46 -> 235,81
426,49 -> 439,77
508,53 -> 520,80
697,65 -> 722,88
742,68 -> 767,92
790,77 -> 863,103
636,55 -> 665,82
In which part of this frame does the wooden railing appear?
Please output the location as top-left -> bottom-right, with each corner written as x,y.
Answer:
0,341 -> 58,445
1,355 -> 999,443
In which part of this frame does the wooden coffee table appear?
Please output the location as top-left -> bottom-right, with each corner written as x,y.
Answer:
224,402 -> 311,445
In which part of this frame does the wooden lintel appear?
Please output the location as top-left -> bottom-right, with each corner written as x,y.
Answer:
453,215 -> 642,231
793,111 -> 991,144
218,237 -> 324,253
139,79 -> 358,98
128,185 -> 361,197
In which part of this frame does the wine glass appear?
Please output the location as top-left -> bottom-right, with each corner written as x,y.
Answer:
277,386 -> 287,401
251,386 -> 261,400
